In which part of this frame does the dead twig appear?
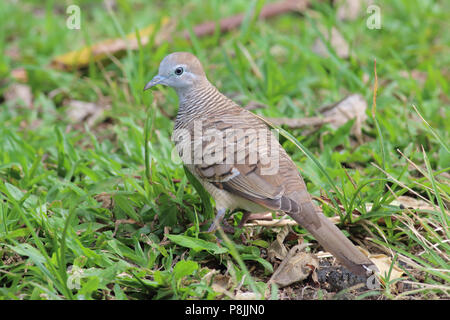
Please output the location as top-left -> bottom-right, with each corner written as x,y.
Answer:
266,116 -> 331,128
183,0 -> 309,39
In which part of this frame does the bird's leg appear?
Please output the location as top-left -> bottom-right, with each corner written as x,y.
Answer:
208,208 -> 235,233
237,212 -> 252,228
207,208 -> 227,233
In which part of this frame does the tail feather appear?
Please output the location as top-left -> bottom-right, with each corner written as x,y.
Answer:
287,202 -> 378,275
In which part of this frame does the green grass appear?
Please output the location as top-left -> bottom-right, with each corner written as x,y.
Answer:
0,0 -> 449,300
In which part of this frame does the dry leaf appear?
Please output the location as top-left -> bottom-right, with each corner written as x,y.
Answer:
246,218 -> 297,227
320,94 -> 367,129
393,196 -> 439,212
65,100 -> 109,127
267,226 -> 318,287
4,83 -> 33,109
267,116 -> 331,128
336,0 -> 363,21
399,70 -> 428,85
184,0 -> 310,39
394,196 -> 430,210
247,210 -> 341,228
261,95 -> 367,137
244,101 -> 268,111
320,94 -> 367,142
51,18 -> 174,70
365,195 -> 443,213
234,291 -> 260,300
205,267 -> 261,299
94,192 -> 114,210
269,244 -> 318,288
358,247 -> 404,283
210,272 -> 236,299
242,212 -> 273,223
312,26 -> 350,59
371,254 -> 404,280
10,68 -> 28,82
268,226 -> 290,262
50,1 -> 312,71
211,273 -> 232,293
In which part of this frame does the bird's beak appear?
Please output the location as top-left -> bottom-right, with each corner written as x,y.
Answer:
144,75 -> 165,91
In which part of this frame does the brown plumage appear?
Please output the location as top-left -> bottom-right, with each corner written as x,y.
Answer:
145,52 -> 377,275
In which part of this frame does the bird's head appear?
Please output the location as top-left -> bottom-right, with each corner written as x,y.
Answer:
144,52 -> 207,92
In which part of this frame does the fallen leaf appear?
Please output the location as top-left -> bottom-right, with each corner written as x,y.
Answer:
267,226 -> 318,287
267,116 -> 331,128
268,226 -> 290,262
393,195 -> 438,212
336,0 -> 363,21
234,291 -> 260,300
244,100 -> 267,110
358,247 -> 404,284
246,218 -> 297,227
94,192 -> 114,210
365,195 -> 443,213
65,100 -> 109,127
399,70 -> 428,85
269,244 -> 318,288
51,17 -> 175,70
206,271 -> 235,299
4,83 -> 33,109
371,254 -> 404,280
247,210 -> 341,227
51,0 -> 312,71
243,212 -> 273,222
261,95 -> 367,138
10,68 -> 28,82
320,94 -> 368,142
183,0 -> 310,39
312,26 -> 350,59
204,266 -> 261,299
210,273 -> 232,294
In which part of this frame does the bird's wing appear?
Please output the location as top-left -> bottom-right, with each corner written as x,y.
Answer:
192,111 -> 303,213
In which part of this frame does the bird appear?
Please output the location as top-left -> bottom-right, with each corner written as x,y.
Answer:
144,51 -> 377,276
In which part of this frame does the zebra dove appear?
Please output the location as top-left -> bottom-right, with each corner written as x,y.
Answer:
144,52 -> 377,275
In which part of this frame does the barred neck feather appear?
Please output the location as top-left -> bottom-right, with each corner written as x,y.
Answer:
174,82 -> 237,129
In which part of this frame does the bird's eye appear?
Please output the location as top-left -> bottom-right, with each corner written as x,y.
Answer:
174,67 -> 184,76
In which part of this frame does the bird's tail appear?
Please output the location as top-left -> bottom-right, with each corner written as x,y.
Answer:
287,201 -> 378,275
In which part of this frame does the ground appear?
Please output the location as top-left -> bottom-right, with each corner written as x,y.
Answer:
0,0 -> 449,300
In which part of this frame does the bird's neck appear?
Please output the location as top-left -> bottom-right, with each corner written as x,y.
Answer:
175,81 -> 235,127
